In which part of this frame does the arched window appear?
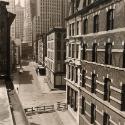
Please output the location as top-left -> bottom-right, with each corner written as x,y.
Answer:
107,9 -> 114,30
83,19 -> 88,34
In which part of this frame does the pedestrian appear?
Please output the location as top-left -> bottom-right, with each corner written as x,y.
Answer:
17,87 -> 19,94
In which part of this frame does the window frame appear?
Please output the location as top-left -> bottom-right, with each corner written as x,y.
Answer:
93,15 -> 99,33
107,9 -> 114,31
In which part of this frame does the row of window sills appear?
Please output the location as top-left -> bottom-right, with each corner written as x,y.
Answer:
80,110 -> 118,125
80,87 -> 125,118
66,58 -> 125,71
84,83 -> 121,104
82,60 -> 125,72
85,75 -> 122,93
66,27 -> 125,39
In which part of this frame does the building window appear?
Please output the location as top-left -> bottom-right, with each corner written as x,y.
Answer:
67,86 -> 70,104
103,112 -> 110,125
69,24 -> 71,36
121,84 -> 125,111
107,9 -> 114,31
91,103 -> 96,124
81,96 -> 85,114
57,51 -> 61,60
75,67 -> 78,83
105,43 -> 112,65
72,44 -> 75,58
83,19 -> 88,34
83,0 -> 86,7
72,23 -> 74,36
82,70 -> 86,87
71,66 -> 74,81
93,15 -> 99,33
123,44 -> 125,68
91,73 -> 96,93
69,44 -> 71,57
88,0 -> 91,5
104,78 -> 111,102
82,43 -> 87,60
68,65 -> 70,79
92,43 -> 97,62
76,44 -> 79,58
76,21 -> 79,35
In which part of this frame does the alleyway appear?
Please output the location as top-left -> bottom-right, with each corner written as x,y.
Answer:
12,61 -> 77,125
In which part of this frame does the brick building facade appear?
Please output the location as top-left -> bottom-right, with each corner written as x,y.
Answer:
65,0 -> 125,124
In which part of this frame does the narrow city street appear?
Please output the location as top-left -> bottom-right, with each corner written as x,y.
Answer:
12,61 -> 77,125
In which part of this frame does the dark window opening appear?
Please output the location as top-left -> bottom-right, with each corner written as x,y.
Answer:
81,96 -> 85,114
91,103 -> 96,124
72,44 -> 75,58
68,65 -> 70,79
92,43 -> 97,62
75,67 -> 78,83
107,9 -> 114,31
121,84 -> 125,111
69,24 -> 71,36
93,15 -> 99,33
72,23 -> 74,36
91,73 -> 96,93
67,86 -> 70,104
83,0 -> 86,7
69,44 -> 71,57
103,112 -> 110,125
71,66 -> 74,81
76,21 -> 79,35
83,19 -> 88,34
88,0 -> 91,5
82,70 -> 86,87
76,44 -> 79,58
82,43 -> 87,60
105,43 -> 112,65
104,78 -> 111,102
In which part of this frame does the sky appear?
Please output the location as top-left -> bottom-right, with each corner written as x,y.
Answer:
15,0 -> 24,6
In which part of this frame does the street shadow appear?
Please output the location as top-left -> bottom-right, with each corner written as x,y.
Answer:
22,60 -> 29,66
19,71 -> 33,84
30,123 -> 40,125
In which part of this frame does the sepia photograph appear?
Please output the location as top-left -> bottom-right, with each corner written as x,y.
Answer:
0,0 -> 125,125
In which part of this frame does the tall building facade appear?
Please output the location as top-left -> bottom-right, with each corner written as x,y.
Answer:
37,0 -> 70,65
45,28 -> 66,88
65,0 -> 125,125
38,0 -> 70,34
15,0 -> 24,40
23,0 -> 32,45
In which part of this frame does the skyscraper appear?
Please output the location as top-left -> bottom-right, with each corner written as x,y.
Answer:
37,0 -> 70,34
15,0 -> 24,40
23,0 -> 32,45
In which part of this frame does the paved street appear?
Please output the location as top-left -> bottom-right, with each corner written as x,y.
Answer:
12,61 -> 77,125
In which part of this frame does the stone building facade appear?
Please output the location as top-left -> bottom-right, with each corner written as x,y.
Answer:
65,0 -> 125,125
46,28 -> 66,88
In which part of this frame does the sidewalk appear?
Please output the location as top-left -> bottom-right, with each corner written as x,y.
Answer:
56,110 -> 78,125
9,89 -> 30,125
0,80 -> 13,125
